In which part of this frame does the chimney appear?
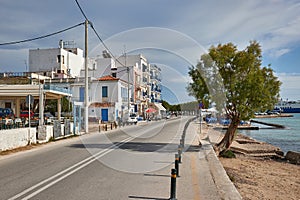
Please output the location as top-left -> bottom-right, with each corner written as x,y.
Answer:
59,40 -> 64,49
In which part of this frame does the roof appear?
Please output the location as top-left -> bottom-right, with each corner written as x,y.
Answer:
0,84 -> 71,99
98,75 -> 119,81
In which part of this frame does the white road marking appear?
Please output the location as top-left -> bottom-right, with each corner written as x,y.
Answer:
8,137 -> 133,200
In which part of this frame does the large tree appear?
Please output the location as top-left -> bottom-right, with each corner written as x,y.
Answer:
188,41 -> 281,155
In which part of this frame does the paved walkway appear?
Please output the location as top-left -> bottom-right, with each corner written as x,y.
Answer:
176,119 -> 242,200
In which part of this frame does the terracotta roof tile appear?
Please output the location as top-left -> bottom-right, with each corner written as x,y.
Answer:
98,75 -> 119,81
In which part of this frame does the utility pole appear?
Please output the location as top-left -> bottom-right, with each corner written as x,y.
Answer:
124,46 -> 130,114
84,19 -> 89,133
127,62 -> 130,114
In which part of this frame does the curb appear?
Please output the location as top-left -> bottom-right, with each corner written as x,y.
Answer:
191,120 -> 242,200
204,141 -> 242,200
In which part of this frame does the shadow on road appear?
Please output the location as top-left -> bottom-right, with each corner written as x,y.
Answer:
68,142 -> 201,153
128,195 -> 168,200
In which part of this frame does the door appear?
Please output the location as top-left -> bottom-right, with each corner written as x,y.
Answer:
101,109 -> 108,122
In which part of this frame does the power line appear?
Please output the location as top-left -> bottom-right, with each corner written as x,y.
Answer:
75,0 -> 88,21
74,0 -> 127,68
0,22 -> 85,46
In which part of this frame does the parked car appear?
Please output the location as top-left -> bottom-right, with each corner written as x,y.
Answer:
33,112 -> 54,125
0,108 -> 14,118
20,110 -> 34,118
127,113 -> 138,124
44,112 -> 54,124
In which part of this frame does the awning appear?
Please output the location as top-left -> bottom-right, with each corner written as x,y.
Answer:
154,103 -> 166,111
145,107 -> 156,113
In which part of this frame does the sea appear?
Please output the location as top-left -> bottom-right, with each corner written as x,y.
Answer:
239,113 -> 300,154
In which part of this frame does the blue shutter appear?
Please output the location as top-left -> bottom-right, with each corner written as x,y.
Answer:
79,87 -> 84,102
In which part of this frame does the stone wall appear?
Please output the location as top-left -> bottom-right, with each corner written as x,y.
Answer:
285,151 -> 300,165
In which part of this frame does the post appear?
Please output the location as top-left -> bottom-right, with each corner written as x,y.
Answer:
39,79 -> 44,126
84,19 -> 89,133
175,154 -> 179,177
127,66 -> 130,114
28,95 -> 31,143
200,107 -> 202,135
178,146 -> 182,164
170,168 -> 177,200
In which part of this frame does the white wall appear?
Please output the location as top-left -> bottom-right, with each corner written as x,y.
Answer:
90,80 -> 119,102
80,57 -> 115,79
29,48 -> 84,77
29,48 -> 60,72
0,128 -> 36,151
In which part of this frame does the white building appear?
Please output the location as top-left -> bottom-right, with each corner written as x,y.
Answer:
112,54 -> 150,117
71,75 -> 130,122
29,40 -> 84,78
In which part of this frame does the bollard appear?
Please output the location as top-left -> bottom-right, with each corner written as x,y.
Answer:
178,148 -> 182,164
175,154 -> 179,177
111,123 -> 113,130
170,168 -> 177,200
99,125 -> 101,132
178,144 -> 183,162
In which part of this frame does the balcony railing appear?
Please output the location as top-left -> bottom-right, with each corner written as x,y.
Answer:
44,84 -> 71,95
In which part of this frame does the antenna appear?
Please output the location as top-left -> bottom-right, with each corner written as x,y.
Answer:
24,60 -> 28,72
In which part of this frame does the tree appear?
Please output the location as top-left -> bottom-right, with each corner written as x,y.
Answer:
187,41 -> 281,155
45,96 -> 72,115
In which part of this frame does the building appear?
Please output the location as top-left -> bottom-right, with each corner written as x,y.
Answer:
112,54 -> 150,117
0,72 -> 71,120
149,64 -> 166,118
27,41 -> 165,122
29,40 -> 84,78
71,75 -> 130,122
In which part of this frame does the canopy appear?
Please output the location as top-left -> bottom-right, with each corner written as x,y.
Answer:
154,103 -> 166,111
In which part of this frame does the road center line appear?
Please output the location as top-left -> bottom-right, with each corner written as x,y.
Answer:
8,137 -> 133,200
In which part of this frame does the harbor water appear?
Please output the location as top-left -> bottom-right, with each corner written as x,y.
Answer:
239,113 -> 300,154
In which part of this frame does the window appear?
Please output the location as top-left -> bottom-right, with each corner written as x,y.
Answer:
121,87 -> 128,102
57,55 -> 64,64
102,86 -> 108,97
79,87 -> 84,102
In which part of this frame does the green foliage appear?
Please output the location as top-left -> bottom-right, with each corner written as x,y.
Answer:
45,97 -> 72,114
187,41 -> 281,121
220,150 -> 236,158
161,100 -> 171,110
162,100 -> 202,111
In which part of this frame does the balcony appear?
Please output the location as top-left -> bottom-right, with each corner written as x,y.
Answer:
44,84 -> 71,95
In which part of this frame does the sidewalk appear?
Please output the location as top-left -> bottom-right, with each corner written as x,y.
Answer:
176,119 -> 242,200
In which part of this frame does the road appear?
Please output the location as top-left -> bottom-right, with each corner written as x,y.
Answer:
0,117 -> 194,200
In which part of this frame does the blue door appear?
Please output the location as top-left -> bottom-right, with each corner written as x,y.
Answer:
101,109 -> 108,122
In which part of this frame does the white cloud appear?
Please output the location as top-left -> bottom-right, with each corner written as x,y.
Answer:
269,48 -> 291,58
276,73 -> 300,100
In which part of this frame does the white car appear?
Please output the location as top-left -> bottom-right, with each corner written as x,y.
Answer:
127,114 -> 138,124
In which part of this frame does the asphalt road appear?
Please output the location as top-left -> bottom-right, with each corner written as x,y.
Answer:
0,117 -> 191,200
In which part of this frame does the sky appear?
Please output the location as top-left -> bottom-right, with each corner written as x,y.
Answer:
0,0 -> 300,104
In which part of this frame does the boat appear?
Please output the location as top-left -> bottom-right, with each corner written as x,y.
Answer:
273,100 -> 300,113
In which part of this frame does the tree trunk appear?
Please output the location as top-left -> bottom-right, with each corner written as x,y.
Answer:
214,116 -> 240,155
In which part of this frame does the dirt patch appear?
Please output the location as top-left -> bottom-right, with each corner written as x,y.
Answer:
0,143 -> 42,156
220,156 -> 300,200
